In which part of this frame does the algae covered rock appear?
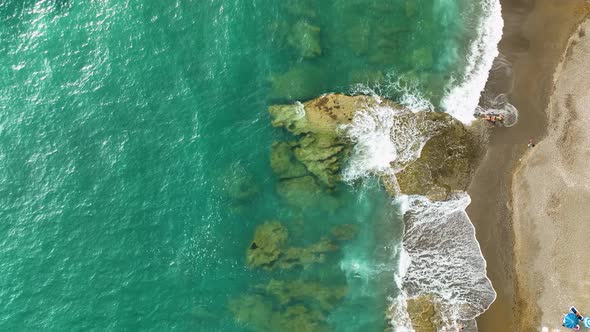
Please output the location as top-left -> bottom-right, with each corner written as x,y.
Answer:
230,295 -> 330,332
277,237 -> 339,270
247,221 -> 339,271
271,141 -> 308,179
277,175 -> 324,208
264,279 -> 347,312
270,94 -> 362,135
292,134 -> 345,186
269,102 -> 308,135
247,221 -> 288,269
330,224 -> 359,241
230,278 -> 347,332
288,20 -> 322,58
269,94 -> 382,189
396,114 -> 482,200
269,63 -> 324,101
269,93 -> 481,202
406,295 -> 437,332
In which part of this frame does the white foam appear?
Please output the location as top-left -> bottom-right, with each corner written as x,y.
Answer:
351,74 -> 435,113
293,101 -> 306,119
340,102 -> 440,182
441,0 -> 503,124
340,104 -> 400,182
389,193 -> 497,331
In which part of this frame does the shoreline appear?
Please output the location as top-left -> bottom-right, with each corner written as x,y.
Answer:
467,1 -> 589,331
512,16 -> 590,331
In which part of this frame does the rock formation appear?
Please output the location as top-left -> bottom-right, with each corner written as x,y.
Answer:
269,93 -> 482,202
246,221 -> 339,271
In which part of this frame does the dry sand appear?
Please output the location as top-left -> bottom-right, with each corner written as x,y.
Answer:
468,1 -> 589,331
512,18 -> 590,331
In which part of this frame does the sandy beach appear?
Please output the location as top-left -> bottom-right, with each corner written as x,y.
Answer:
512,17 -> 590,331
468,1 -> 589,331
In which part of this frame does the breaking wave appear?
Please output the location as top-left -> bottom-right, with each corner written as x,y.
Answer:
340,98 -> 440,182
390,194 -> 496,331
340,97 -> 497,331
350,74 -> 435,113
441,0 -> 503,125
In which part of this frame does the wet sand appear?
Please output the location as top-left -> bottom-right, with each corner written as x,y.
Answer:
467,1 -> 588,331
512,18 -> 590,332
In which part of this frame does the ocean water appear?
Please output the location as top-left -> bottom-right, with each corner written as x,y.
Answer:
0,1 -> 499,331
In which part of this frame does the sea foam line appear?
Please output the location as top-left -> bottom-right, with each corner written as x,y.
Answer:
389,194 -> 497,331
441,0 -> 503,125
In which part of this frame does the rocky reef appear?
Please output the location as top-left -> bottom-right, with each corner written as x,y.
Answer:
246,221 -> 340,271
231,93 -> 484,331
395,113 -> 482,200
266,93 -> 485,332
288,20 -> 322,58
268,93 -> 482,203
229,277 -> 348,332
231,219 -> 355,331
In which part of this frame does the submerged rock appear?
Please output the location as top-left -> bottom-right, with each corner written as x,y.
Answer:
345,22 -> 371,56
263,279 -> 347,312
269,93 -> 481,202
277,237 -> 339,270
269,64 -> 324,101
246,221 -> 339,271
230,278 -> 346,332
285,1 -> 317,19
276,175 -> 326,209
288,20 -> 322,58
247,221 -> 288,269
330,224 -> 359,241
269,94 -> 388,188
271,141 -> 308,179
229,294 -> 330,332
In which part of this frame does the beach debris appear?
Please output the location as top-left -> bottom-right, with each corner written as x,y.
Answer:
528,138 -> 535,148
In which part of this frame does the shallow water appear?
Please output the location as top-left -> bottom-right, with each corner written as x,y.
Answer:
0,1 -> 498,330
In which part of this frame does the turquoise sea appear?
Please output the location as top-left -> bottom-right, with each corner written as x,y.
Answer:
0,1 -> 500,331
